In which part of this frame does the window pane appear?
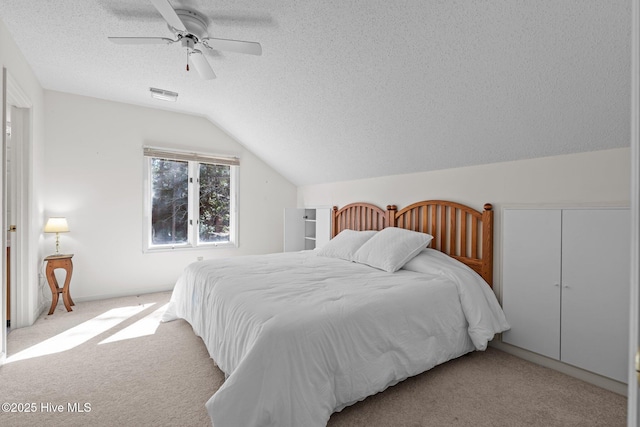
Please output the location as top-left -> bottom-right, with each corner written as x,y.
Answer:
150,158 -> 189,245
199,163 -> 231,243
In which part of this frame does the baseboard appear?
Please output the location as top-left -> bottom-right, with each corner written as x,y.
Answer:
36,301 -> 48,319
70,285 -> 175,303
490,341 -> 627,396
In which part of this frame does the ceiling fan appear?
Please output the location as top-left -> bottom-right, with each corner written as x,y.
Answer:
108,0 -> 262,80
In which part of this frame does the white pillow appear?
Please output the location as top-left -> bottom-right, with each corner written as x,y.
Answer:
352,227 -> 433,272
316,229 -> 378,261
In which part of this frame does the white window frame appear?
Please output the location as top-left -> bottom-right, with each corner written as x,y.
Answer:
142,147 -> 239,252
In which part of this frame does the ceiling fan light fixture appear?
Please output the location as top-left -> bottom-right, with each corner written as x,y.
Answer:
109,0 -> 262,80
149,87 -> 178,102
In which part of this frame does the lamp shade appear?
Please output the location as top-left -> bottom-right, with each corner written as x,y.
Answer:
44,217 -> 69,233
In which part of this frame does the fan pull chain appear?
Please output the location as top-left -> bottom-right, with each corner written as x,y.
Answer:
186,50 -> 190,71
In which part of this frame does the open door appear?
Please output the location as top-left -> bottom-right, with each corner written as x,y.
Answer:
4,104 -> 10,329
5,104 -> 25,329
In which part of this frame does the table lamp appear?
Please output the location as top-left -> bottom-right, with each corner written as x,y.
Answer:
44,217 -> 69,255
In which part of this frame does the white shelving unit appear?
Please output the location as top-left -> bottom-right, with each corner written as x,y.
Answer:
284,208 -> 330,252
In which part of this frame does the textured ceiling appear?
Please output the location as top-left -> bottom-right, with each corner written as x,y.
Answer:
0,0 -> 631,186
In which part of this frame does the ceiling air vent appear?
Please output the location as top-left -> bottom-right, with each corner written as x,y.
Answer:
149,87 -> 178,102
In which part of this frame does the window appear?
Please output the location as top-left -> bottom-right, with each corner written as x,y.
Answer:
143,147 -> 239,251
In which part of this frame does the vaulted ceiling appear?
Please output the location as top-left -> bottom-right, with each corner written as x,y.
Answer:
0,0 -> 631,185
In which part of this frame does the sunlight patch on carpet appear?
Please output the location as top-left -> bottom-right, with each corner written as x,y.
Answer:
5,304 -> 154,363
98,303 -> 169,345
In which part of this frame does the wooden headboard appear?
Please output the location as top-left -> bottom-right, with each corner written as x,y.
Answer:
331,202 -> 390,237
330,200 -> 494,287
393,201 -> 493,286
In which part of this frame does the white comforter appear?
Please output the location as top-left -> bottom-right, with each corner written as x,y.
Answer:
162,250 -> 509,427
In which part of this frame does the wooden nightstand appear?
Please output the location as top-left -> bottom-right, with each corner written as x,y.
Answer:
45,254 -> 75,315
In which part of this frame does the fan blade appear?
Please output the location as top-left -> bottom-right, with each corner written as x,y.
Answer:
190,50 -> 216,80
150,0 -> 186,32
201,37 -> 262,56
108,37 -> 175,45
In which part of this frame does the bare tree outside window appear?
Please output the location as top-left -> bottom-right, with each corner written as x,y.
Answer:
147,155 -> 235,249
199,163 -> 230,243
151,158 -> 189,245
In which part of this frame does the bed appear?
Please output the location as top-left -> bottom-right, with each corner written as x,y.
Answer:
162,200 -> 509,427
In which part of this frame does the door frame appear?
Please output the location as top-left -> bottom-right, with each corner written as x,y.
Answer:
3,71 -> 32,331
0,67 -> 35,364
628,0 -> 639,424
1,67 -> 5,364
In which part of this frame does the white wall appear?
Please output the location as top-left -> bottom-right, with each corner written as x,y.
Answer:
0,17 -> 46,326
298,147 -> 631,296
43,90 -> 297,301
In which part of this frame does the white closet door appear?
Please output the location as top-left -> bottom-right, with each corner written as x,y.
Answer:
502,209 -> 562,359
561,209 -> 630,383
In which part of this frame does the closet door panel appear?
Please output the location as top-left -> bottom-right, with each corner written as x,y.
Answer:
561,209 -> 630,383
502,209 -> 562,359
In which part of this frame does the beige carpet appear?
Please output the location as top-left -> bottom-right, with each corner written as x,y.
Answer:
0,292 -> 626,427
